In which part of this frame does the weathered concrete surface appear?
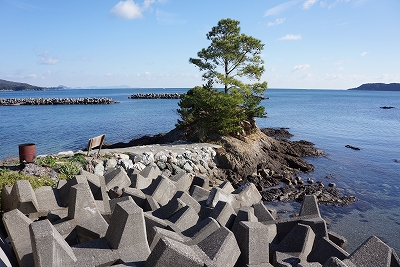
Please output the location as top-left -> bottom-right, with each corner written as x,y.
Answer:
0,140 -> 396,267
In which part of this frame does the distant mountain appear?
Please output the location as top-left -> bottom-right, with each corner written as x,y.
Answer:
0,79 -> 65,91
349,83 -> 400,91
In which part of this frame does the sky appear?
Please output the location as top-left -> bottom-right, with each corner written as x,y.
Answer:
1,0 -> 399,89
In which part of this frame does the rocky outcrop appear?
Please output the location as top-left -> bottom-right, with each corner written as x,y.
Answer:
213,128 -> 323,186
0,97 -> 117,106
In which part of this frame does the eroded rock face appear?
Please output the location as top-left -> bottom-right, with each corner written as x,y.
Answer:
213,128 -> 323,188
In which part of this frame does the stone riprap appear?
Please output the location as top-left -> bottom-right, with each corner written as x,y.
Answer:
128,93 -> 184,99
0,97 -> 116,106
1,150 -> 399,266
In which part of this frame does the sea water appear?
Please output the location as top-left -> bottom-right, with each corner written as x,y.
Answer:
1,88 -> 399,253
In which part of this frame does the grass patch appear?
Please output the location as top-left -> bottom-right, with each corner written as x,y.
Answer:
0,169 -> 55,212
36,154 -> 86,180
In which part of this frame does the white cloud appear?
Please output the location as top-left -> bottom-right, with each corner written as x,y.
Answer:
267,18 -> 286,27
38,51 -> 59,65
279,34 -> 302,40
110,0 -> 158,20
110,0 -> 143,19
320,0 -> 350,9
142,0 -> 156,10
264,0 -> 301,16
27,74 -> 37,79
360,51 -> 368,56
303,0 -> 318,9
337,66 -> 345,71
293,64 -> 310,71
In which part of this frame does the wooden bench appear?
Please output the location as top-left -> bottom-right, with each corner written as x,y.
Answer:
87,134 -> 106,157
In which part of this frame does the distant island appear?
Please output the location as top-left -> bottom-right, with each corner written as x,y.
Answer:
349,83 -> 400,91
0,79 -> 65,91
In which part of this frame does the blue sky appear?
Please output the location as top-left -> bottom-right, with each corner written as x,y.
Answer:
1,0 -> 399,89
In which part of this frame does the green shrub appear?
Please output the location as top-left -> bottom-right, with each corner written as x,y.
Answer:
177,85 -> 246,141
57,161 -> 81,180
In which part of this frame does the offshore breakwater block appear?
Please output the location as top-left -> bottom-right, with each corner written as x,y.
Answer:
174,191 -> 201,214
67,183 -> 108,242
149,227 -> 190,251
144,195 -> 161,211
328,231 -> 348,250
152,197 -> 187,220
9,180 -> 39,215
130,165 -> 161,189
263,215 -> 327,243
53,218 -> 79,246
344,235 -> 400,267
143,175 -> 177,206
105,197 -> 150,263
197,226 -> 241,267
104,167 -> 131,191
182,217 -> 221,245
29,220 -> 77,267
299,194 -> 321,217
34,186 -> 63,217
71,238 -> 119,267
1,186 -> 13,212
57,175 -> 91,207
232,183 -> 262,210
233,221 -> 274,266
307,237 -> 349,264
218,181 -> 235,193
169,172 -> 193,191
209,201 -> 237,229
322,257 -> 348,267
77,170 -> 102,195
274,223 -> 316,263
146,237 -> 205,267
253,202 -> 276,221
206,187 -> 237,208
231,206 -> 257,234
167,205 -> 199,232
121,187 -> 146,208
191,174 -> 210,190
96,175 -> 111,217
190,185 -> 210,202
143,212 -> 169,246
2,209 -> 33,267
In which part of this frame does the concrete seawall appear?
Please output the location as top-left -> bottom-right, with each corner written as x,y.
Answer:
0,97 -> 117,106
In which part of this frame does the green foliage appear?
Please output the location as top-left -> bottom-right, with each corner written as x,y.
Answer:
179,18 -> 268,138
189,18 -> 267,97
69,153 -> 87,166
35,155 -> 58,168
57,162 -> 81,180
36,154 -> 84,180
177,85 -> 246,140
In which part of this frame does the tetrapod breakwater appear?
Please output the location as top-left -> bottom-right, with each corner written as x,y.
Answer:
128,93 -> 184,99
0,97 -> 117,106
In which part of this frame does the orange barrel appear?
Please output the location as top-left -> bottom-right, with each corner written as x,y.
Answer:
19,143 -> 36,163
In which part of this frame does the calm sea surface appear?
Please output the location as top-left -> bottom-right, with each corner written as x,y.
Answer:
1,88 -> 399,253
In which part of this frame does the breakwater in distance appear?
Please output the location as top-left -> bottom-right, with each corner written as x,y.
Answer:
0,97 -> 117,106
128,93 -> 184,99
